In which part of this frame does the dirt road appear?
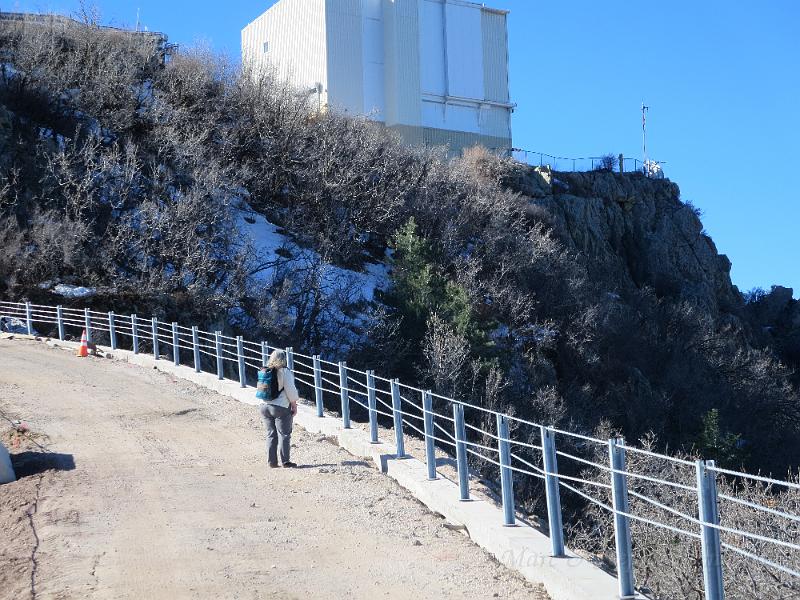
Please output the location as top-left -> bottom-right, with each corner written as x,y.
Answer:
0,339 -> 546,600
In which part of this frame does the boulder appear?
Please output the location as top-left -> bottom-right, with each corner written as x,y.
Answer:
504,165 -> 552,198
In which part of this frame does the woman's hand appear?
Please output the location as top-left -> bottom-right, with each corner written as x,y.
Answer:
290,401 -> 298,416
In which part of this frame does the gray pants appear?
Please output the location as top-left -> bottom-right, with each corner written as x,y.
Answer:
259,403 -> 293,465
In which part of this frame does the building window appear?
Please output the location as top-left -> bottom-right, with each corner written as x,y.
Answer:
262,41 -> 269,54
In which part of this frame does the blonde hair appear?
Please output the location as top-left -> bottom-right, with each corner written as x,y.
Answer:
266,349 -> 287,370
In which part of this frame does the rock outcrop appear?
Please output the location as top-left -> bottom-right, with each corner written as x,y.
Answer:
507,165 -> 742,317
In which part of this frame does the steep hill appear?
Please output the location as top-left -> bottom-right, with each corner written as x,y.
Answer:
0,15 -> 797,481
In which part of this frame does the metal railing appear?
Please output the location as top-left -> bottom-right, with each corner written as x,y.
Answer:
2,300 -> 798,600
509,148 -> 666,175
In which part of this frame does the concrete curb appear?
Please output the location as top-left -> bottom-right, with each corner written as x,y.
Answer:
0,441 -> 15,484
31,337 -> 632,600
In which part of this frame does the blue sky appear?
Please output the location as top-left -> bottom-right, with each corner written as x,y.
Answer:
7,0 -> 799,296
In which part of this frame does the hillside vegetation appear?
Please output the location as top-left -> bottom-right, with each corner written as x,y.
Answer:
0,16 -> 799,598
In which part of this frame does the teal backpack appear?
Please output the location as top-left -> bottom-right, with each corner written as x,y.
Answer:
256,367 -> 282,401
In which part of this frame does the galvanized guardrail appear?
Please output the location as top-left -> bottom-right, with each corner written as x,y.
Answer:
2,300 -> 798,600
509,148 -> 666,175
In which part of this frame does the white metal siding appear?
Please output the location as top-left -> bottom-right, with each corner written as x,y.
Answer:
383,0 -> 421,127
362,0 -> 385,120
444,2 -> 483,99
325,0 -> 364,115
420,0 -> 446,96
447,103 -> 480,133
481,10 -> 508,103
421,100 -> 445,130
242,0 -> 328,104
480,105 -> 510,140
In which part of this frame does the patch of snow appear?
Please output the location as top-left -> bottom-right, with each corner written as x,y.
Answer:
0,315 -> 35,335
236,204 -> 288,270
236,204 -> 389,302
233,203 -> 393,355
53,284 -> 96,299
360,261 -> 390,301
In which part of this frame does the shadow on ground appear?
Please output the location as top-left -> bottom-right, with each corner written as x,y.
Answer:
11,451 -> 75,478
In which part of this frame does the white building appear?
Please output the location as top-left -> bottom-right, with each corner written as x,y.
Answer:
242,0 -> 513,155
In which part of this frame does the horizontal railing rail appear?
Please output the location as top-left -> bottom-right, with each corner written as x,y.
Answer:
1,299 -> 797,599
507,147 -> 666,175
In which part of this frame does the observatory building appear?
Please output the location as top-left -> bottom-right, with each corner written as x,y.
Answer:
242,0 -> 513,154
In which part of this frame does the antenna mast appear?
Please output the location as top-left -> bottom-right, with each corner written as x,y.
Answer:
136,8 -> 140,32
641,101 -> 649,167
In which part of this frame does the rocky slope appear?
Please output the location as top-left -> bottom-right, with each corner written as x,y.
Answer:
508,166 -> 742,317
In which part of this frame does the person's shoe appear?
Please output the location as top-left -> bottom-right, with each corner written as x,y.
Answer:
282,461 -> 297,468
268,462 -> 279,468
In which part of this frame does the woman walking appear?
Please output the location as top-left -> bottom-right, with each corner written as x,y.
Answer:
257,349 -> 300,468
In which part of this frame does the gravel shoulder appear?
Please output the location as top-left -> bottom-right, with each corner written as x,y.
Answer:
0,339 -> 547,600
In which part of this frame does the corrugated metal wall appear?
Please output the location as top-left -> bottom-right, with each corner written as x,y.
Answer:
388,124 -> 509,155
415,0 -> 510,143
383,0 -> 422,127
242,0 -> 328,105
420,0 -> 446,96
325,0 -> 364,115
362,0 -> 386,120
481,10 -> 509,103
444,2 -> 483,99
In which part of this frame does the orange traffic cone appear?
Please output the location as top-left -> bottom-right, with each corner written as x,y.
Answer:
76,330 -> 89,357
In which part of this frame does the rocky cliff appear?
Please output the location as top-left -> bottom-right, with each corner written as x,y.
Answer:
507,166 -> 742,317
505,164 -> 799,380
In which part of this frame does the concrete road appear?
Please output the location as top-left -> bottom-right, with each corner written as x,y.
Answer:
0,339 -> 547,600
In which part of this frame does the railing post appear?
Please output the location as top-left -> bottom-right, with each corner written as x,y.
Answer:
697,460 -> 725,600
391,379 -> 405,458
109,312 -> 117,350
338,361 -> 350,429
237,336 -> 246,388
172,322 -> 180,366
453,403 -> 469,501
85,308 -> 92,343
215,331 -> 223,380
261,342 -> 269,367
367,370 -> 378,443
286,347 -> 294,371
131,315 -> 139,354
541,426 -> 565,557
150,317 -> 161,360
57,305 -> 65,341
192,326 -> 201,373
313,356 -> 324,418
497,414 -> 516,526
25,301 -> 33,335
609,437 -> 635,598
151,317 -> 159,360
422,390 -> 437,480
